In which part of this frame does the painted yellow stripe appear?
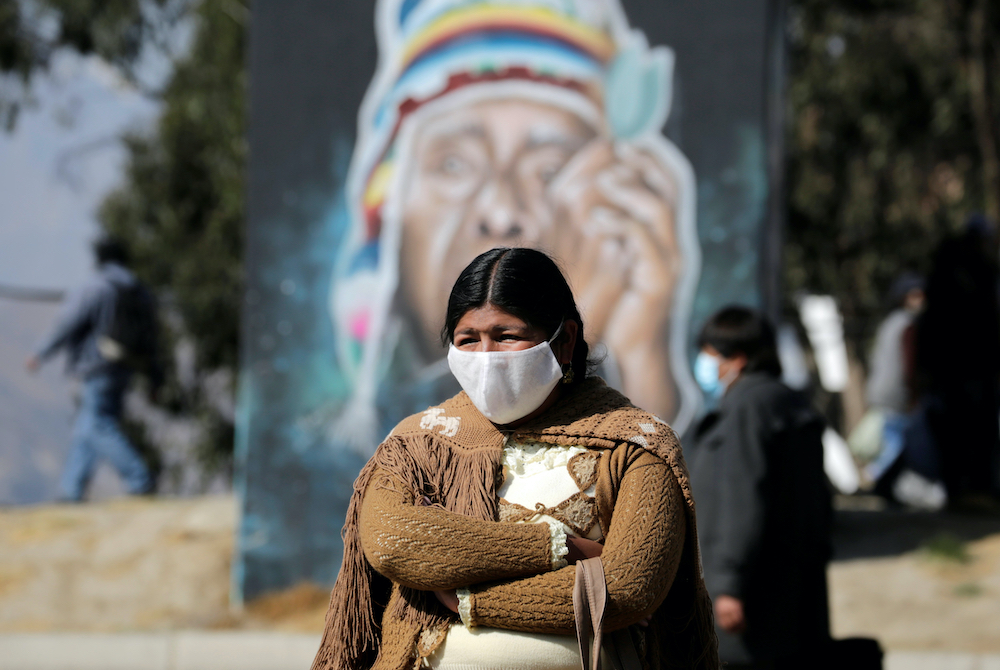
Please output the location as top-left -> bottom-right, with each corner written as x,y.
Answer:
400,6 -> 615,68
363,160 -> 394,209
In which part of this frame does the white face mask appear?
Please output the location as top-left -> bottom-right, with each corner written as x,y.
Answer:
447,323 -> 565,425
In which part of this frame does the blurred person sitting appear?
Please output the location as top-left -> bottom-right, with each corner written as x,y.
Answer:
857,272 -> 947,510
688,306 -> 832,670
914,214 -> 1000,511
26,236 -> 161,502
859,274 -> 925,485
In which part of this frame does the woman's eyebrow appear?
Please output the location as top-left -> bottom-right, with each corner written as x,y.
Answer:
492,323 -> 532,334
455,323 -> 529,336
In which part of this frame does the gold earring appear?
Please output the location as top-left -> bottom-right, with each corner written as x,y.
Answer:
561,364 -> 575,384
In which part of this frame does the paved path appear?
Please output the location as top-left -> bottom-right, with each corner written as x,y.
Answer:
1,633 -> 999,669
885,652 -> 1000,670
0,633 -> 319,670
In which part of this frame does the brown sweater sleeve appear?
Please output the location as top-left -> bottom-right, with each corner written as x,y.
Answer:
359,468 -> 556,591
464,451 -> 687,634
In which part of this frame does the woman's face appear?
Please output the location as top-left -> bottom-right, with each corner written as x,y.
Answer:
452,303 -> 579,364
452,304 -> 548,352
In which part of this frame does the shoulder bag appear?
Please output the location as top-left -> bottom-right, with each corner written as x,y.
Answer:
573,557 -> 643,670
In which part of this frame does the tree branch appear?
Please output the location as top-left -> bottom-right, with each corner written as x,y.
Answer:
967,0 -> 1000,220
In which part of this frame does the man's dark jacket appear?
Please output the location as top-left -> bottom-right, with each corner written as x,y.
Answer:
687,372 -> 832,665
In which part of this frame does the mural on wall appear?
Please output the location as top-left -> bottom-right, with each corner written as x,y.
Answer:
330,0 -> 701,451
236,0 -> 777,601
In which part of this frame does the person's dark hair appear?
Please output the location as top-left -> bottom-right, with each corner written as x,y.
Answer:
887,271 -> 924,310
697,305 -> 782,377
964,212 -> 997,242
93,236 -> 130,266
442,247 -> 590,383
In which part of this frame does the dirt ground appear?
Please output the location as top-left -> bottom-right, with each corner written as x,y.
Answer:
828,498 -> 1000,652
0,495 -> 330,634
1,494 -> 998,651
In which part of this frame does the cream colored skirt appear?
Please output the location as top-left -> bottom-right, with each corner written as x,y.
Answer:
426,625 -> 586,670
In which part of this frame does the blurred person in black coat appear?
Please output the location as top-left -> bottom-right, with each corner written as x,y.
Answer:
914,214 -> 1000,510
688,306 -> 832,669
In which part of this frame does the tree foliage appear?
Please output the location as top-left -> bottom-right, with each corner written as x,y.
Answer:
786,0 -> 1000,354
0,0 -> 184,128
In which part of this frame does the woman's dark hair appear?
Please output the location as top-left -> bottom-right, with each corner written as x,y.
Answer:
93,236 -> 130,266
441,247 -> 590,383
697,305 -> 782,377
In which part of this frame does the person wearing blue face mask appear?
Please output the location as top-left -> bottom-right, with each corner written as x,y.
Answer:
687,306 -> 833,670
693,346 -> 743,403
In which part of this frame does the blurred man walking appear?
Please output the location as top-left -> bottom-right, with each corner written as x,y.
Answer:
26,237 -> 161,501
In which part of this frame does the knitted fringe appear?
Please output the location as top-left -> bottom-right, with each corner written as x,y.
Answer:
310,433 -> 504,670
310,449 -> 382,670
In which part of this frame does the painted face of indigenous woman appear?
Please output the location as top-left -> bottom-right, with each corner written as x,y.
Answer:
329,0 -> 703,450
396,94 -> 684,423
399,99 -> 595,357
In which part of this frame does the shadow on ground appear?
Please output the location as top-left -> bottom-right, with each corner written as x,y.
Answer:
832,496 -> 1000,561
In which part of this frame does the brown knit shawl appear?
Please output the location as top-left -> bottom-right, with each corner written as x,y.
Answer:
312,378 -> 719,670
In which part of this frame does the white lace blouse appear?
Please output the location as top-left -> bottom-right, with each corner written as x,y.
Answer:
426,439 -> 604,670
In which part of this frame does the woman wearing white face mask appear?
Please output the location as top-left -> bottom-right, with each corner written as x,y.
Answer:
311,248 -> 718,670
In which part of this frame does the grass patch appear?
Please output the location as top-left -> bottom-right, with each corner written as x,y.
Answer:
920,533 -> 971,564
952,582 -> 983,598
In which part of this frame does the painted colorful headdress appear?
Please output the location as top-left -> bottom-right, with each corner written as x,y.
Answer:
330,0 -> 683,448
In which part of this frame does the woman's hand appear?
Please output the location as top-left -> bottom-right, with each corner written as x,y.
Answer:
434,589 -> 459,613
566,536 -> 603,563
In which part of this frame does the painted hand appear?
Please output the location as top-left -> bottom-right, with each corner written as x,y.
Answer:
549,139 -> 680,418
